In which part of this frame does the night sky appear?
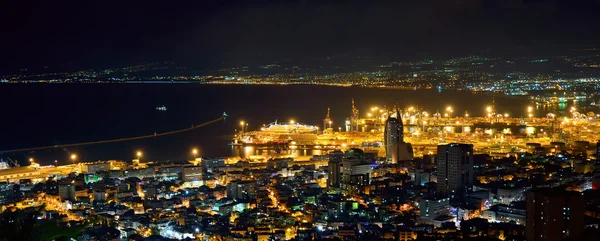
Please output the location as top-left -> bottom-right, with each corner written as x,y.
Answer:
2,0 -> 599,74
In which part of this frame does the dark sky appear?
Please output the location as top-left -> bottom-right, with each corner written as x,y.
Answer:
1,0 -> 599,74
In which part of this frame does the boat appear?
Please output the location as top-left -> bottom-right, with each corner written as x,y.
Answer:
156,105 -> 167,111
263,120 -> 317,133
0,161 -> 9,170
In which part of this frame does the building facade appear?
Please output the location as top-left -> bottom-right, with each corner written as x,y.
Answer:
328,150 -> 343,188
340,158 -> 373,195
384,110 -> 413,164
182,165 -> 203,182
417,196 -> 450,219
526,188 -> 584,241
58,183 -> 76,201
436,143 -> 474,199
227,180 -> 256,200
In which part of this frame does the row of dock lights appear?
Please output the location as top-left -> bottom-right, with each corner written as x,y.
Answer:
241,104 -> 543,135
239,121 -> 249,133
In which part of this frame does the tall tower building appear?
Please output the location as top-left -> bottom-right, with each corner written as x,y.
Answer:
385,110 -> 402,163
526,188 -> 584,241
436,143 -> 473,199
328,150 -> 343,188
384,110 -> 413,163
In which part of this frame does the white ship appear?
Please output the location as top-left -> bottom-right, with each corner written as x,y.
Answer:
263,121 -> 317,133
156,105 -> 167,111
0,161 -> 9,170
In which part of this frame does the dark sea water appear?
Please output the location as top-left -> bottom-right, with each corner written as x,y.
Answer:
0,84 -> 565,165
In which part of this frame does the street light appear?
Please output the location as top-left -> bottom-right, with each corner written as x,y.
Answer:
70,154 -> 77,164
445,106 -> 453,118
29,158 -> 34,163
192,148 -> 198,159
137,151 -> 142,158
240,121 -> 246,132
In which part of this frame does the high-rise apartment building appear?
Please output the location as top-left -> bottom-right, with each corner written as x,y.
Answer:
436,143 -> 473,199
526,188 -> 584,241
328,150 -> 344,188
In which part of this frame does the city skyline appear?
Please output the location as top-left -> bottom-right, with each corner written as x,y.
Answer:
2,0 -> 600,240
